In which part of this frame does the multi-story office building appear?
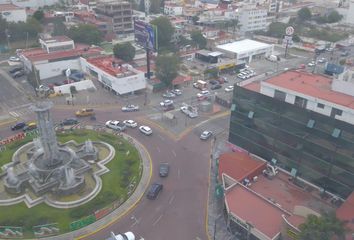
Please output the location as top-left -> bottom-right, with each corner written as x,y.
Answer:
95,0 -> 133,35
229,70 -> 354,199
237,4 -> 268,33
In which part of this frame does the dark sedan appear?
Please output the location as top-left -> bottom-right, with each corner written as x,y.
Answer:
60,118 -> 79,126
11,122 -> 26,131
159,163 -> 170,177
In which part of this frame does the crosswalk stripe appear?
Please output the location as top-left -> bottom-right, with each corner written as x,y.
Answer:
9,111 -> 19,117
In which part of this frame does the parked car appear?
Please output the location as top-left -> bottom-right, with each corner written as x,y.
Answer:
211,84 -> 222,90
12,71 -> 25,78
75,108 -> 95,117
121,104 -> 139,112
180,105 -> 198,118
139,125 -> 152,135
9,56 -> 20,62
162,91 -> 176,99
200,130 -> 212,140
9,67 -> 23,74
171,89 -> 182,96
162,104 -> 175,111
60,118 -> 79,126
341,51 -> 349,57
159,163 -> 170,177
11,122 -> 26,131
105,120 -> 126,131
196,90 -> 210,98
23,122 -> 37,132
209,80 -> 219,85
147,182 -> 163,199
110,231 -> 135,240
318,57 -> 326,63
123,120 -> 138,128
307,61 -> 315,67
299,64 -> 306,69
225,85 -> 234,92
160,100 -> 173,107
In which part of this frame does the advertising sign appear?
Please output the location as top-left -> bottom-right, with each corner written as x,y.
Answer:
33,223 -> 60,238
134,20 -> 157,51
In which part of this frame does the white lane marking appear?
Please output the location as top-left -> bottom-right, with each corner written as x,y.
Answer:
169,194 -> 175,205
158,134 -> 165,141
152,214 -> 163,226
156,146 -> 161,153
9,111 -> 19,117
172,150 -> 176,157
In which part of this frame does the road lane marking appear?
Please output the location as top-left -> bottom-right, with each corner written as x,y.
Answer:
156,146 -> 161,153
158,134 -> 165,141
9,111 -> 19,117
152,214 -> 163,226
172,150 -> 176,157
168,194 -> 175,205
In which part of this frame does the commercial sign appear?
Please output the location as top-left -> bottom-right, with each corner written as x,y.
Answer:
134,20 -> 157,51
285,26 -> 294,35
33,223 -> 60,238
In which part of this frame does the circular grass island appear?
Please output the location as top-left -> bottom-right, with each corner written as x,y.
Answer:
0,129 -> 142,238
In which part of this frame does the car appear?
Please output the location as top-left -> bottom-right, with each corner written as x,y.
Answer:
171,89 -> 182,95
139,125 -> 152,135
180,105 -> 198,118
105,120 -> 126,131
75,108 -> 95,117
12,71 -> 25,78
11,122 -> 26,131
110,231 -> 135,240
299,64 -> 306,69
23,122 -> 37,132
197,90 -> 210,98
318,57 -> 326,63
60,118 -> 79,126
307,61 -> 315,67
160,99 -> 173,107
209,80 -> 219,85
9,56 -> 20,62
159,163 -> 170,177
162,91 -> 176,99
225,85 -> 234,92
121,104 -> 139,112
341,51 -> 349,57
326,47 -> 333,52
123,120 -> 138,128
9,67 -> 23,74
200,130 -> 212,140
162,104 -> 175,111
211,84 -> 222,90
147,182 -> 163,199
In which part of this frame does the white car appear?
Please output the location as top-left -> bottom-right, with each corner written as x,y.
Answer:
197,90 -> 210,98
171,89 -> 182,95
318,57 -> 326,63
139,125 -> 152,135
9,56 -> 20,62
121,104 -> 139,112
160,99 -> 173,107
105,120 -> 126,131
200,131 -> 212,140
307,61 -> 315,67
123,120 -> 138,128
225,85 -> 234,92
109,231 -> 135,240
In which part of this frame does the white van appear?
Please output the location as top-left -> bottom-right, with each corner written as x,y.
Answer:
266,55 -> 278,62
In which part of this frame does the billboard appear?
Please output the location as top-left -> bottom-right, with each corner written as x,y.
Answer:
134,20 -> 157,51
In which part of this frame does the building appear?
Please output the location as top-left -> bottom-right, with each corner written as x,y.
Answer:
216,39 -> 273,63
0,0 -> 60,8
80,55 -> 146,95
228,70 -> 354,199
237,4 -> 268,33
18,36 -> 102,80
218,150 -> 336,240
0,4 -> 26,22
95,0 -> 133,35
164,1 -> 183,15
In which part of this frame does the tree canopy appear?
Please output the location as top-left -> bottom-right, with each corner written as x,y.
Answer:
267,22 -> 287,38
297,7 -> 312,21
150,16 -> 175,51
67,24 -> 102,45
327,10 -> 343,23
113,42 -> 136,62
299,213 -> 346,240
33,10 -> 44,22
190,30 -> 207,49
155,53 -> 180,88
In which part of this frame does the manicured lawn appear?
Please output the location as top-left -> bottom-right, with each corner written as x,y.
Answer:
0,130 -> 142,237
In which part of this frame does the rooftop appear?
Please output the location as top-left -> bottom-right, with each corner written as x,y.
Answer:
0,3 -> 22,11
19,44 -> 102,62
336,191 -> 354,238
216,39 -> 271,55
250,70 -> 354,110
86,55 -> 137,77
40,35 -> 73,43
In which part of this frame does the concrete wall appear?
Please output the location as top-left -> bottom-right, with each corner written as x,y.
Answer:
53,80 -> 96,94
35,59 -> 82,80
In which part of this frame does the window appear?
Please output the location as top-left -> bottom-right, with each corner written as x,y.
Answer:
330,108 -> 343,118
317,103 -> 325,109
294,96 -> 307,109
274,90 -> 286,101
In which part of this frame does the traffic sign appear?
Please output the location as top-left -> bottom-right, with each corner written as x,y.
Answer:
284,35 -> 293,41
285,26 -> 294,35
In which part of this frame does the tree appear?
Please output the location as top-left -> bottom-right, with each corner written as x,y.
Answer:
192,15 -> 199,24
52,19 -> 67,36
178,35 -> 193,47
190,30 -> 207,49
150,16 -> 175,51
267,22 -> 287,38
33,10 -> 44,22
67,24 -> 102,45
327,10 -> 343,23
0,16 -> 8,43
155,53 -> 180,88
228,18 -> 240,38
297,7 -> 312,21
113,42 -> 136,62
299,213 -> 346,240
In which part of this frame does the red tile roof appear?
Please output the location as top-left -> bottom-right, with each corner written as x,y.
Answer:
226,184 -> 290,239
218,152 -> 266,182
260,70 -> 354,110
337,191 -> 354,239
86,55 -> 136,76
0,3 -> 22,11
19,44 -> 102,62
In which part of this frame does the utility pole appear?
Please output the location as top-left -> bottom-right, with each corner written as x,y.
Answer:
283,26 -> 294,58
